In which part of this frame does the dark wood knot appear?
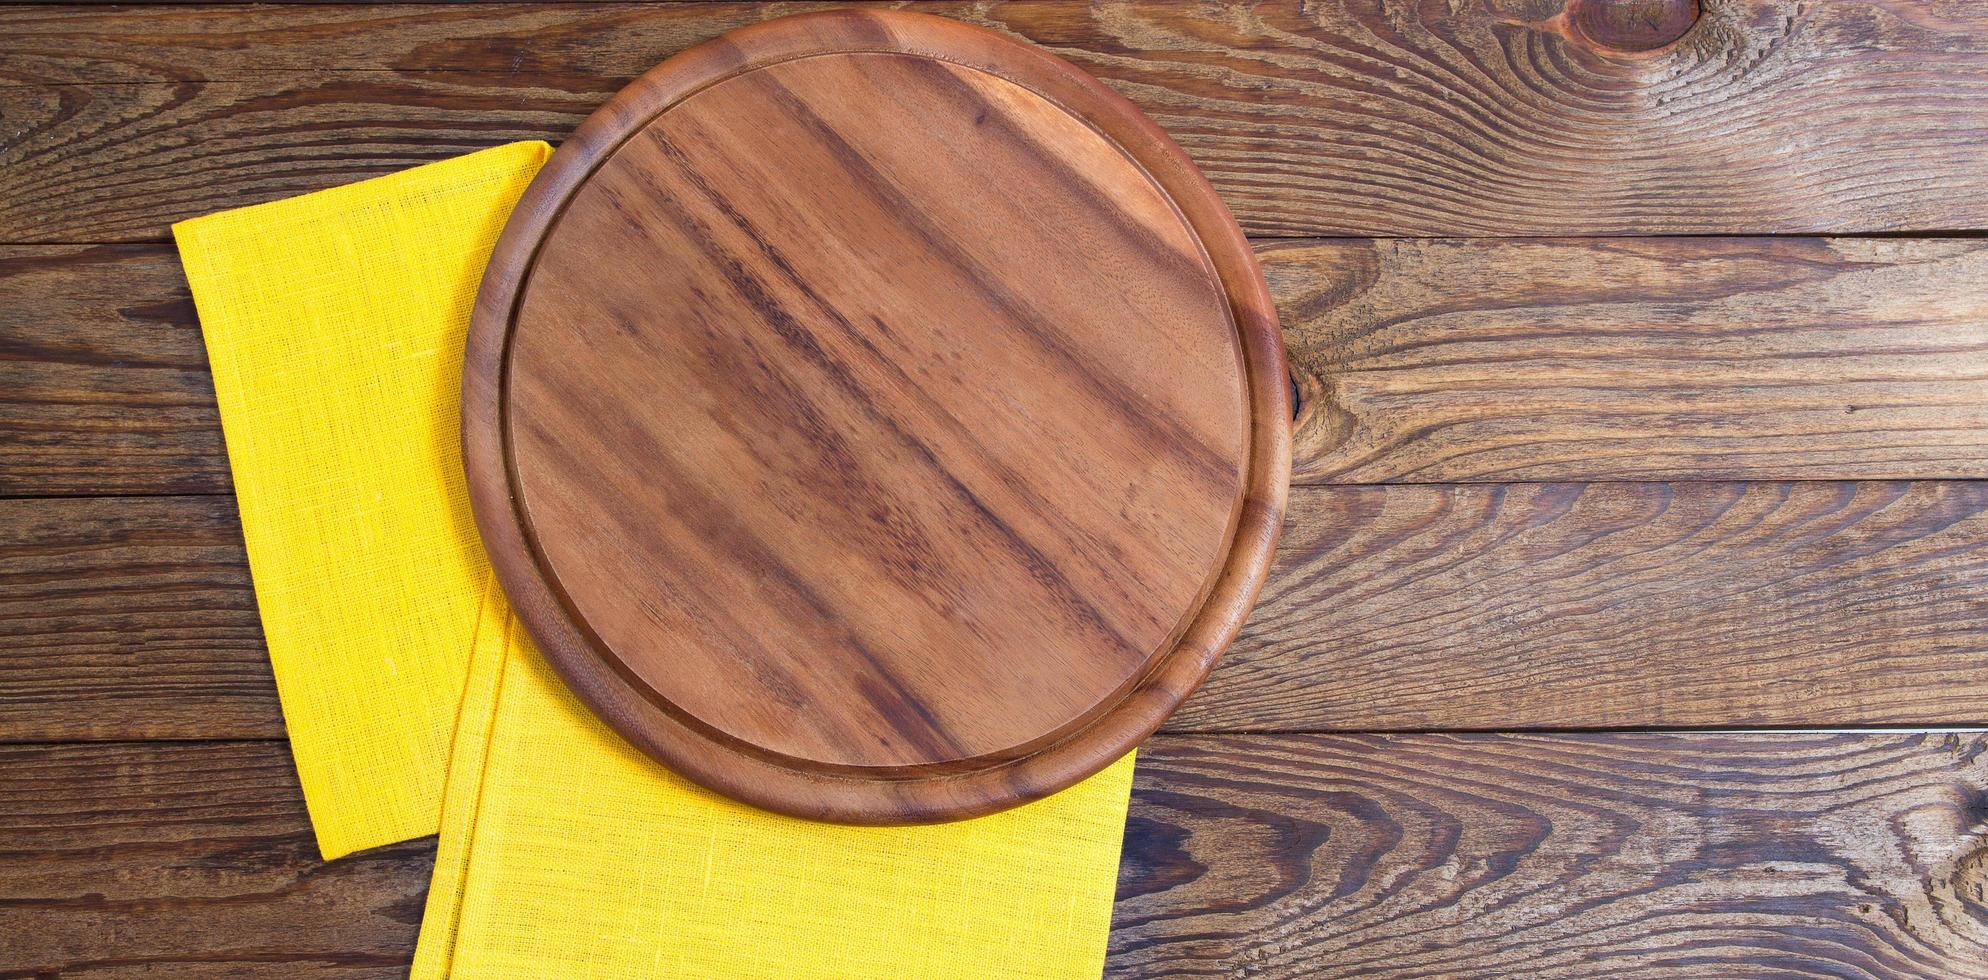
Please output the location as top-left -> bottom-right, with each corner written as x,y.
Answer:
1567,0 -> 1701,53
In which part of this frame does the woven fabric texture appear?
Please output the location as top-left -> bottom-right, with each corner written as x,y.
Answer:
174,142 -> 551,859
174,142 -> 1135,978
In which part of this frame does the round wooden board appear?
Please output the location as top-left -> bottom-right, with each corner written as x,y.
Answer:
464,9 -> 1290,824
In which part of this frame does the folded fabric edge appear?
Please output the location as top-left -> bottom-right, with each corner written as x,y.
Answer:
171,142 -> 553,244
411,575 -> 516,979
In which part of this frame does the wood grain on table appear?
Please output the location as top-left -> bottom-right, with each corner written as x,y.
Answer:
4,0 -> 1988,976
4,734 -> 1984,977
7,1 -> 1988,240
14,483 -> 1988,742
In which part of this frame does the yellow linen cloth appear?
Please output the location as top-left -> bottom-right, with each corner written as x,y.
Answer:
175,142 -> 546,859
174,142 -> 1135,978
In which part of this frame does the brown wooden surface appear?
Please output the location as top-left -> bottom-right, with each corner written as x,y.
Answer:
0,246 -> 223,497
8,1 -> 1988,242
6,0 -> 1988,975
1187,480 -> 1988,731
0,740 -> 434,978
1281,238 -> 1988,484
4,733 -> 1984,978
13,237 -> 1988,498
1110,732 -> 1988,979
0,495 -> 277,742
462,9 -> 1287,822
13,480 -> 1988,742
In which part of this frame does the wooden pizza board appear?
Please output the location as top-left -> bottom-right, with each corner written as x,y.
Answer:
463,8 -> 1290,823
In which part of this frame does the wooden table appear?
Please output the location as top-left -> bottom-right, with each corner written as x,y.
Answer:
4,1 -> 1987,976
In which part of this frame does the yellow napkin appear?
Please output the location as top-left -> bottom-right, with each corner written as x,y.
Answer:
175,142 -> 544,859
174,142 -> 1134,978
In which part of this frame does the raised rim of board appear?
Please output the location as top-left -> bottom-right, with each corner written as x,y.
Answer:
462,8 -> 1291,824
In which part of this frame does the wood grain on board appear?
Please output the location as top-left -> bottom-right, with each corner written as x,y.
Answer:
7,0 -> 1988,241
12,480 -> 1988,742
3,733 -> 1983,978
459,8 -> 1287,823
10,237 -> 1988,498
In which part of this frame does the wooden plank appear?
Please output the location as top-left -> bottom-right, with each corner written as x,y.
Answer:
1109,731 -> 1988,978
0,740 -> 430,977
0,495 -> 278,742
13,480 -> 1988,740
1279,237 -> 1988,483
6,1 -> 1988,242
0,73 -> 591,247
0,245 -> 225,497
2,733 -> 1982,976
1178,480 -> 1988,732
11,238 -> 1988,497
